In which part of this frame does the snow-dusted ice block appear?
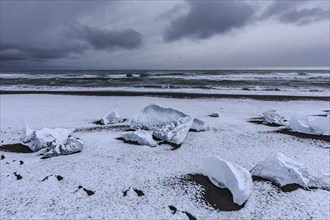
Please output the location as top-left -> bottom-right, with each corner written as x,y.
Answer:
122,130 -> 157,147
310,115 -> 330,136
22,124 -> 74,152
203,157 -> 253,205
289,112 -> 330,135
191,118 -> 204,131
130,104 -> 204,131
309,172 -> 330,191
101,111 -> 124,125
261,110 -> 285,125
251,152 -> 310,188
153,116 -> 193,145
42,137 -> 84,159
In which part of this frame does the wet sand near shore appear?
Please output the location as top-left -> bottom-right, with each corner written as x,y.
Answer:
1,90 -> 329,101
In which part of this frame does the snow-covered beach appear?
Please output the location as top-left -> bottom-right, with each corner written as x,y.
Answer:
1,94 -> 329,219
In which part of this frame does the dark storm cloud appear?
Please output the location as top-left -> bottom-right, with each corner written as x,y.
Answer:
0,41 -> 88,61
0,1 -> 142,65
0,25 -> 143,62
261,0 -> 329,25
163,0 -> 329,42
163,0 -> 256,41
75,25 -> 143,51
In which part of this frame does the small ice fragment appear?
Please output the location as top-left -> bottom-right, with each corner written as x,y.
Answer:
153,116 -> 193,145
22,124 -> 74,152
122,130 -> 157,147
251,152 -> 311,188
289,112 -> 329,135
191,118 -> 205,131
261,110 -> 285,125
203,157 -> 253,205
101,111 -> 124,125
42,137 -> 84,159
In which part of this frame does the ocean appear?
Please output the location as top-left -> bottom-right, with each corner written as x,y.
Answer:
0,70 -> 329,96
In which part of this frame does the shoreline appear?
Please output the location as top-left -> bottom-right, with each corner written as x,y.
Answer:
1,90 -> 329,101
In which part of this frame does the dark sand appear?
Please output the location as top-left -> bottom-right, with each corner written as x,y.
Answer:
74,125 -> 130,132
0,144 -> 34,153
252,176 -> 302,192
275,129 -> 330,143
248,117 -> 283,127
182,174 -> 245,211
1,90 -> 329,101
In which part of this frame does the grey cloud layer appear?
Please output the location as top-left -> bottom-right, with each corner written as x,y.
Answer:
76,25 -> 143,51
0,1 -> 142,63
261,0 -> 329,25
1,25 -> 143,62
163,0 -> 329,41
0,0 -> 328,69
164,1 -> 255,41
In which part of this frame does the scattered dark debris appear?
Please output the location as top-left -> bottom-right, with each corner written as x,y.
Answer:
124,128 -> 135,132
252,176 -> 303,192
208,113 -> 219,117
1,140 -> 4,143
182,174 -> 245,211
12,160 -> 16,162
77,186 -> 95,196
123,189 -> 129,197
324,110 -> 330,112
75,124 -> 129,132
311,114 -> 328,117
274,129 -> 330,143
152,136 -> 162,141
281,184 -> 302,192
92,119 -> 128,125
116,137 -> 142,146
83,188 -> 95,196
182,211 -> 197,220
0,143 -> 34,153
92,120 -> 103,125
19,160 -> 24,165
188,128 -> 204,132
158,141 -> 181,151
14,172 -> 22,180
168,205 -> 177,214
41,175 -> 64,182
247,117 -> 282,127
0,154 -> 5,160
133,189 -> 145,196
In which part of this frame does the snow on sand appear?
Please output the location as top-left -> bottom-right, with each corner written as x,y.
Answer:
0,94 -> 329,219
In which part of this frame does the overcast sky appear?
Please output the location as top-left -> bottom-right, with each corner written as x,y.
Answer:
0,0 -> 329,70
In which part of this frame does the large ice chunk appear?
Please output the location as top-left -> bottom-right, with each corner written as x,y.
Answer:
153,116 -> 193,145
309,172 -> 330,191
121,130 -> 157,147
130,104 -> 204,131
101,111 -> 124,125
203,157 -> 253,205
310,115 -> 330,136
289,112 -> 330,135
251,152 -> 310,188
42,137 -> 84,159
261,110 -> 285,126
22,124 -> 74,152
